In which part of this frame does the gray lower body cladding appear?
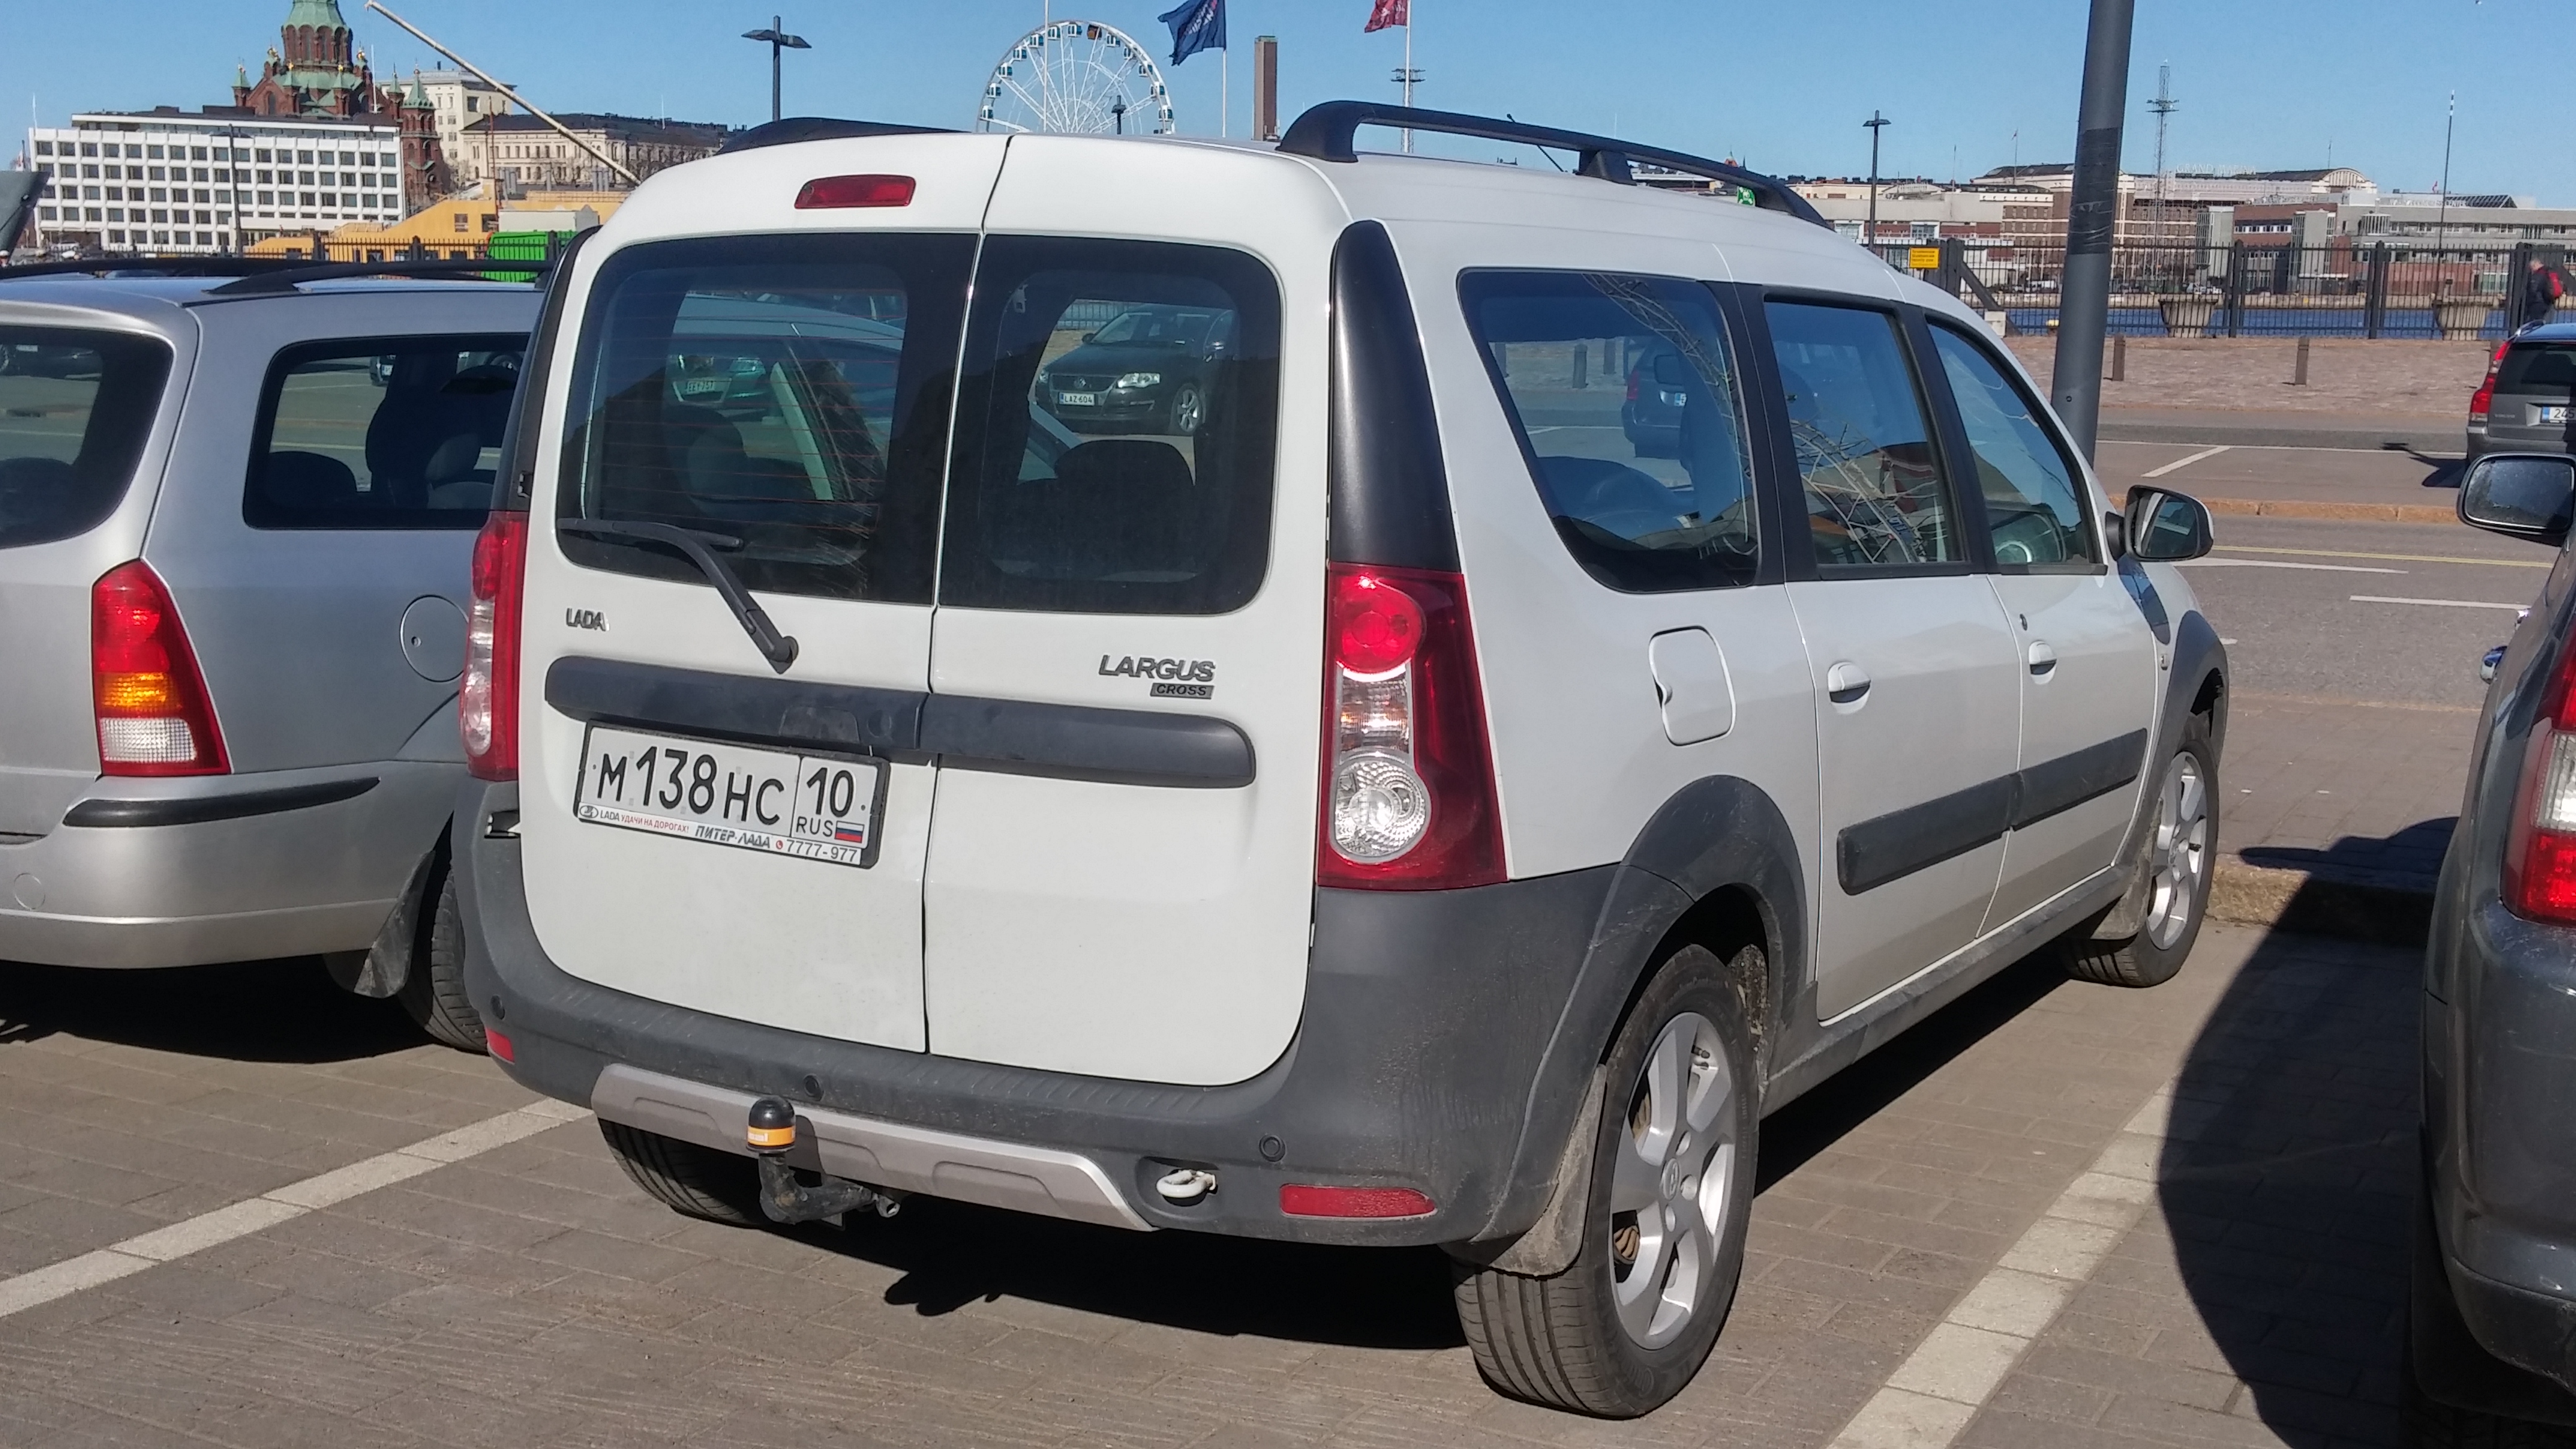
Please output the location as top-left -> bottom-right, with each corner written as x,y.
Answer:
455,779 -> 1624,1247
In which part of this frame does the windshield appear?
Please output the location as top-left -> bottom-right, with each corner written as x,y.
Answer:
0,328 -> 173,550
557,233 -> 975,604
2498,342 -> 2576,396
1087,305 -> 1222,350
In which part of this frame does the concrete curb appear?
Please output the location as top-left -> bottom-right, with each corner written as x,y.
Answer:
2209,856 -> 2433,949
2198,497 -> 2458,524
2097,419 -> 2459,454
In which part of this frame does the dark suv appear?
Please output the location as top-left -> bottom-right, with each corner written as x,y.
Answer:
2468,324 -> 2576,463
2416,451 -> 2576,1442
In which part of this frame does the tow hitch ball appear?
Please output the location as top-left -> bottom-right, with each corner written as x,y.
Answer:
746,1095 -> 902,1225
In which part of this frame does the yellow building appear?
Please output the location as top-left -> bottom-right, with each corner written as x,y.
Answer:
243,189 -> 616,260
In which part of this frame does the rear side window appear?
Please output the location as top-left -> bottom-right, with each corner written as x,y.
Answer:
558,233 -> 975,604
0,328 -> 172,549
2499,342 -> 2576,396
941,236 -> 1281,615
1764,301 -> 1962,572
246,336 -> 526,529
1461,271 -> 1759,592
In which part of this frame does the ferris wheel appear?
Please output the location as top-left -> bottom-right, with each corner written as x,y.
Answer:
977,20 -> 1175,136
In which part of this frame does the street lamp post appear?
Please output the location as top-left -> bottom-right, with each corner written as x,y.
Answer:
2048,0 -> 2136,459
741,15 -> 811,124
1863,111 -> 1891,257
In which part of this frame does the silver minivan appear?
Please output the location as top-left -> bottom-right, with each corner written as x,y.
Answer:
0,264 -> 539,1045
458,107 -> 2226,1416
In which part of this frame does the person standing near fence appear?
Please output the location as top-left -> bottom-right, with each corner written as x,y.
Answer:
2522,256 -> 2567,333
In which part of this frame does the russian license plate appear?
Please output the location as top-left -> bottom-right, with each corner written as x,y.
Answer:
573,725 -> 886,869
2544,405 -> 2569,424
1057,391 -> 1097,406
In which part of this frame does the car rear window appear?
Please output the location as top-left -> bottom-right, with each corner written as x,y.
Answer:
0,327 -> 172,549
245,335 -> 526,529
2498,342 -> 2576,396
557,233 -> 975,604
939,236 -> 1281,616
1460,271 -> 1760,592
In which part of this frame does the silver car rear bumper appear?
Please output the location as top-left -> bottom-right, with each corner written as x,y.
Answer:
0,761 -> 458,968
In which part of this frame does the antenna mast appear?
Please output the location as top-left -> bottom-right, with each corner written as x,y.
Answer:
2148,64 -> 2180,251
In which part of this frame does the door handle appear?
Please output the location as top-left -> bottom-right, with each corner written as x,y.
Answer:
1825,660 -> 1871,705
2027,641 -> 2058,676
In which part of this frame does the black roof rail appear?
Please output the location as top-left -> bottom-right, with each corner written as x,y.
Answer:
203,256 -> 555,297
719,116 -> 958,155
0,255 -> 294,282
1277,101 -> 1829,229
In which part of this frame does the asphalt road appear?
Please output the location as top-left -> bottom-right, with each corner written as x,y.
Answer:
2178,513 -> 2544,708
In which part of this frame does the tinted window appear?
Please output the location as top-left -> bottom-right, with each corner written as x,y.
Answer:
246,336 -> 524,529
0,328 -> 171,549
1928,326 -> 2097,571
1765,302 -> 1961,571
558,233 -> 973,604
941,237 -> 1280,615
1462,272 -> 1759,592
2498,342 -> 2576,395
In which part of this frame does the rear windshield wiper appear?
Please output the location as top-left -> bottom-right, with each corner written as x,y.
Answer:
557,519 -> 800,673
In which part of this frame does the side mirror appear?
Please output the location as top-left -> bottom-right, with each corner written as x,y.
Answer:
2460,453 -> 2576,547
2125,487 -> 2213,562
2102,509 -> 2127,559
1080,332 -> 1098,344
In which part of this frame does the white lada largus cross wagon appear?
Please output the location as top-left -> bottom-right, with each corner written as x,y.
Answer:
456,105 -> 2227,1417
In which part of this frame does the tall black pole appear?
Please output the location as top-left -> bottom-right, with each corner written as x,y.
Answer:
1864,111 -> 1890,256
2050,0 -> 2135,461
770,15 -> 783,123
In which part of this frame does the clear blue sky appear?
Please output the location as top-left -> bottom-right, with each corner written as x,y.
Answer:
4,1 -> 2556,201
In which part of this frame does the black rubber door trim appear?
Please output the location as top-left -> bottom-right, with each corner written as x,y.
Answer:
1835,729 -> 2149,895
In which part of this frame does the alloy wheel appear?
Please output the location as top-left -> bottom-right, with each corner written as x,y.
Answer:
1606,1011 -> 1738,1349
2145,752 -> 2209,949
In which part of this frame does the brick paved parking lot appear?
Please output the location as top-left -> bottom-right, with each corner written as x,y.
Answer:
0,921 -> 2419,1449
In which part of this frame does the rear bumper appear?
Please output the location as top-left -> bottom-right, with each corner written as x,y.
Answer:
0,762 -> 459,968
2427,897 -> 2576,1392
455,778 -> 1632,1248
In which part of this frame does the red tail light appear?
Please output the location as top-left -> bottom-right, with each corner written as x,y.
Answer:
460,510 -> 528,781
2471,339 -> 2509,424
91,560 -> 227,777
1316,564 -> 1504,890
2504,635 -> 2576,923
795,174 -> 915,209
1625,365 -> 1642,404
485,1027 -> 516,1063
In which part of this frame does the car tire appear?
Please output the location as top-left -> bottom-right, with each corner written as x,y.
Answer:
598,1120 -> 768,1228
2065,716 -> 2216,990
1453,942 -> 1759,1418
1167,382 -> 1204,438
398,853 -> 487,1051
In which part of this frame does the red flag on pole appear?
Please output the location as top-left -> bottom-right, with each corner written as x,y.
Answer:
1365,0 -> 1408,32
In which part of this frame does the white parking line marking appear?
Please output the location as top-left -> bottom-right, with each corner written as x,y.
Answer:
2349,594 -> 2528,611
2221,545 -> 2546,570
2141,444 -> 2232,479
0,1100 -> 590,1321
2178,559 -> 2404,574
1828,1086 -> 2207,1449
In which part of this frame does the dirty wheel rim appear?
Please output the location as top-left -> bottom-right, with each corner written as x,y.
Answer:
1172,386 -> 1202,434
1607,1010 -> 1736,1349
2145,752 -> 2209,949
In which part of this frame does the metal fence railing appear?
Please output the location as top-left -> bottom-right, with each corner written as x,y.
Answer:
1869,238 -> 2576,341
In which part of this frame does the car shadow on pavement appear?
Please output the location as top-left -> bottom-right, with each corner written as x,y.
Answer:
776,947 -> 2076,1352
2157,928 -> 2421,1447
0,954 -> 426,1062
2240,821 -> 2452,946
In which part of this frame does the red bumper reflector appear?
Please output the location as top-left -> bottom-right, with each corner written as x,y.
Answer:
485,1028 -> 515,1063
1279,1184 -> 1435,1219
796,173 -> 916,209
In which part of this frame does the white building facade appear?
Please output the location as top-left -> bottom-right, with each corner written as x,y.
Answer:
411,71 -> 511,173
26,109 -> 407,255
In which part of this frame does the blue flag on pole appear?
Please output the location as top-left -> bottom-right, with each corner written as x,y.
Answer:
1157,0 -> 1226,65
